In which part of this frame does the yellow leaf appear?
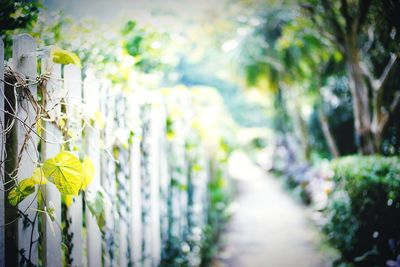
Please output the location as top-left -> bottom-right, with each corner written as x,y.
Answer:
43,151 -> 83,195
192,164 -> 202,172
31,167 -> 48,185
58,118 -> 66,128
63,195 -> 73,208
82,156 -> 95,190
93,111 -> 105,129
8,178 -> 36,206
51,47 -> 81,67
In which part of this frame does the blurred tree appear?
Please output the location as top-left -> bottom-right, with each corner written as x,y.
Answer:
0,0 -> 41,57
301,0 -> 400,154
235,3 -> 347,160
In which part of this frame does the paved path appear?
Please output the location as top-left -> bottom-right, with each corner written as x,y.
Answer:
213,152 -> 329,267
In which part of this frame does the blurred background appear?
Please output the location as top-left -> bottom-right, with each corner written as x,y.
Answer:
1,0 -> 400,266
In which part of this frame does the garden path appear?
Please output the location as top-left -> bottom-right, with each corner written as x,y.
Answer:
213,151 -> 329,267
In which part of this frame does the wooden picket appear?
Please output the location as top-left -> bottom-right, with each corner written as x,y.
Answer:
140,103 -> 152,267
13,34 -> 39,266
114,94 -> 130,267
83,70 -> 102,267
0,34 -> 226,267
128,96 -> 143,265
41,48 -> 62,267
158,105 -> 170,262
149,99 -> 162,266
100,81 -> 117,267
64,64 -> 83,267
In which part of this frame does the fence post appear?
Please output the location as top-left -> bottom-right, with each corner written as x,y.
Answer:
141,102 -> 155,267
158,103 -> 169,261
83,70 -> 102,267
114,95 -> 130,267
149,100 -> 162,266
64,64 -> 83,267
8,33 -> 39,266
128,98 -> 142,265
100,82 -> 117,267
41,48 -> 62,267
0,38 -> 4,267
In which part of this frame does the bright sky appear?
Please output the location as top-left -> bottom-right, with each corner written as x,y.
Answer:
44,0 -> 229,28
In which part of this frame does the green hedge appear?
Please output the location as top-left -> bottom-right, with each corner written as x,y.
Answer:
324,156 -> 400,266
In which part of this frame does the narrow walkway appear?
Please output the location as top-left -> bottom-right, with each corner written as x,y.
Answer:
214,152 -> 329,267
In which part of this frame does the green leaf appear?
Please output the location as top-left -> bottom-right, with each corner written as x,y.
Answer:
51,47 -> 81,67
85,185 -> 109,230
43,151 -> 83,195
45,201 -> 57,236
30,167 -> 48,185
179,184 -> 188,191
82,156 -> 95,190
8,178 -> 36,206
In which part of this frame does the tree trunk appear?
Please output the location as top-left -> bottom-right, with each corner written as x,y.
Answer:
345,34 -> 376,154
318,108 -> 340,158
294,105 -> 311,161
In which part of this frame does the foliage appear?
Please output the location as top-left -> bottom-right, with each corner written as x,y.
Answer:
0,2 -> 239,266
308,76 -> 356,157
0,0 -> 41,57
323,156 -> 400,266
82,156 -> 95,190
43,152 -> 84,195
85,185 -> 109,230
8,178 -> 36,206
200,157 -> 232,266
9,151 -> 94,207
159,86 -> 234,266
51,46 -> 81,67
300,0 -> 400,154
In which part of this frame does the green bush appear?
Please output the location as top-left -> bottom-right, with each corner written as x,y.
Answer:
323,156 -> 400,266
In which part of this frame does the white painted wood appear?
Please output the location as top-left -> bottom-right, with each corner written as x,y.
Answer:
100,83 -> 117,267
140,104 -> 153,267
168,127 -> 183,242
64,64 -> 83,267
41,49 -> 62,267
116,148 -> 129,267
158,104 -> 170,255
129,118 -> 143,266
149,101 -> 162,266
12,33 -> 39,266
83,70 -> 102,267
180,94 -> 192,240
176,138 -> 187,240
114,95 -> 129,267
0,37 -> 5,267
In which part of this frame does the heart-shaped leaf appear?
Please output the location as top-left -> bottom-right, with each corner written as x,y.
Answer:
8,178 -> 36,206
51,47 -> 81,67
43,152 -> 83,195
31,167 -> 48,185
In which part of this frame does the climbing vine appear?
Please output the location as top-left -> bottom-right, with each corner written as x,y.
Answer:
0,46 -> 107,264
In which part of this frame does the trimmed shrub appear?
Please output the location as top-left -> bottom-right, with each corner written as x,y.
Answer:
323,156 -> 400,266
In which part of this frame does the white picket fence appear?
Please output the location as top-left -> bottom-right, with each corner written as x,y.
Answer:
0,34 -> 216,267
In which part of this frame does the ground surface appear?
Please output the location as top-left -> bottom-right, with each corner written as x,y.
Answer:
213,152 -> 329,267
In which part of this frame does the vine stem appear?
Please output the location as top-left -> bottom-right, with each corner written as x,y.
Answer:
28,210 -> 38,263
